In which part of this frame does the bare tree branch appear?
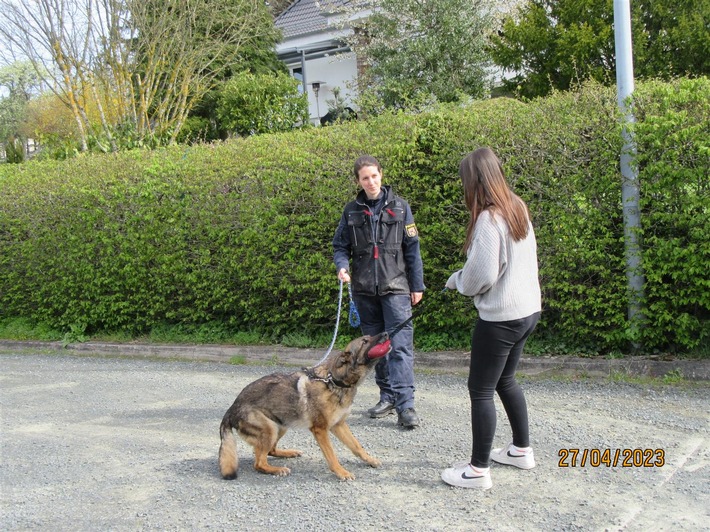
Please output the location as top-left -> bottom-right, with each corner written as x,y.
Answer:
1,0 -> 279,149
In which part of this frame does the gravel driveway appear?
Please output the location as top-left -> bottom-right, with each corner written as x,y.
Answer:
1,353 -> 708,531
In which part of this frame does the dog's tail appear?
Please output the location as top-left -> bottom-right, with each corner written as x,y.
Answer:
218,416 -> 239,480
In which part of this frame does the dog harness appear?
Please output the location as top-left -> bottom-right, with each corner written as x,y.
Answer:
302,367 -> 352,389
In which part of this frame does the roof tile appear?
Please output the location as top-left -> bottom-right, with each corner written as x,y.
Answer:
276,0 -> 351,39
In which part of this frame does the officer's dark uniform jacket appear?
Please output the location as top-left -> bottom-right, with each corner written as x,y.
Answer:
333,185 -> 425,296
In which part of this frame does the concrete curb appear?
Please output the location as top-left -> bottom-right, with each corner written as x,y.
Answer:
1,339 -> 708,381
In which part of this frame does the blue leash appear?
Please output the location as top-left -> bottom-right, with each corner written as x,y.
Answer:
348,282 -> 360,327
318,283 -> 446,364
317,279 -> 361,364
318,279 -> 344,364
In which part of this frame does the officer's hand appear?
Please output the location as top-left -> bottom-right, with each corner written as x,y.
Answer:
338,268 -> 351,283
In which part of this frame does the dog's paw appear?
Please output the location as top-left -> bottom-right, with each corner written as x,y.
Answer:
256,464 -> 291,476
334,469 -> 355,480
366,458 -> 381,468
273,466 -> 291,477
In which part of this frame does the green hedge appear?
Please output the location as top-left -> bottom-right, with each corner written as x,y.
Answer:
1,78 -> 708,354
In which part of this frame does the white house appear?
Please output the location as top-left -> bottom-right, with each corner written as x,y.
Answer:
274,0 -> 368,125
274,0 -> 520,123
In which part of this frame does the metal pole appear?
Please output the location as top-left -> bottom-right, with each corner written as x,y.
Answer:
300,49 -> 307,94
614,0 -> 645,350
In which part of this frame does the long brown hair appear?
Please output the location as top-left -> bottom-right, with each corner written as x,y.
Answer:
460,147 -> 531,253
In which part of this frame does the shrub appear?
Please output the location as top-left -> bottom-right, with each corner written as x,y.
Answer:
216,71 -> 309,136
1,78 -> 707,354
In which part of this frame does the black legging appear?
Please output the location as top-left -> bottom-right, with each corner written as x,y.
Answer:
467,312 -> 540,468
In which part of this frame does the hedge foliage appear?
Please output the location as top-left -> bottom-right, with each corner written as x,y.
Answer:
1,78 -> 708,354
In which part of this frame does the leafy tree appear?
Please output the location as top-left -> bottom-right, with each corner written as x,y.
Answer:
4,135 -> 24,163
0,96 -> 26,153
0,61 -> 44,155
637,0 -> 710,79
320,87 -> 357,125
0,0 -> 283,153
0,61 -> 42,102
179,0 -> 286,144
111,0 -> 283,145
346,0 -> 494,111
24,93 -> 82,159
266,0 -> 293,17
490,0 -> 710,98
216,71 -> 308,136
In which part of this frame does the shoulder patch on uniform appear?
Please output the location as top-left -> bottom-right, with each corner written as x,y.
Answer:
405,223 -> 418,237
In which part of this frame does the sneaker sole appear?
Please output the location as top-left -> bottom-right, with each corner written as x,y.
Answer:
441,469 -> 492,490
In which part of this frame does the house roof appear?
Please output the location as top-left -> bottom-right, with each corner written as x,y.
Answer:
275,0 -> 352,39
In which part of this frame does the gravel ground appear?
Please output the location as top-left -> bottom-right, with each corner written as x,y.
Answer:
1,353 -> 708,531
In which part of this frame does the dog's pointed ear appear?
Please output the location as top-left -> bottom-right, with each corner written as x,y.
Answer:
334,349 -> 353,368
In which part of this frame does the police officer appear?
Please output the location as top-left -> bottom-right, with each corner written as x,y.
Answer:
333,155 -> 425,429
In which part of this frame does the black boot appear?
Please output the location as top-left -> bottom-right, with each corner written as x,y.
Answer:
368,400 -> 395,418
397,408 -> 420,428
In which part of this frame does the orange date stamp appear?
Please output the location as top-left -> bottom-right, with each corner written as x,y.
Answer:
558,448 -> 665,468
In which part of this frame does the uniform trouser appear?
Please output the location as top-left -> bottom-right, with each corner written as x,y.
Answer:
468,312 -> 540,468
353,293 -> 415,412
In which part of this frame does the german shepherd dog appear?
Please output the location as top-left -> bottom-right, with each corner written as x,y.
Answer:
218,332 -> 391,480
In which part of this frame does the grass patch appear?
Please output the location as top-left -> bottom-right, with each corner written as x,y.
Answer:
0,318 -> 62,341
280,331 -> 347,350
91,330 -> 135,342
280,332 -> 319,349
0,317 -> 707,362
146,322 -> 270,345
662,368 -> 684,385
606,369 -> 707,389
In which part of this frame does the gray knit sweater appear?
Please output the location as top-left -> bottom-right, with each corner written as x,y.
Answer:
446,210 -> 541,322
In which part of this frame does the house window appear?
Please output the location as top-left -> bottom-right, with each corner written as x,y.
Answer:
291,67 -> 304,94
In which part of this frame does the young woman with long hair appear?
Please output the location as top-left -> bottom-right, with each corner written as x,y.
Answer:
441,147 -> 542,489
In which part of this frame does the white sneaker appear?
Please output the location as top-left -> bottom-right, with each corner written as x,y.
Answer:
490,443 -> 535,470
441,463 -> 492,490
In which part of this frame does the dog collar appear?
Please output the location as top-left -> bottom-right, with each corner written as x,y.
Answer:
303,367 -> 352,389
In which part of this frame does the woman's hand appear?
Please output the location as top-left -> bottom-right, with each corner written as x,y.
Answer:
338,268 -> 351,283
